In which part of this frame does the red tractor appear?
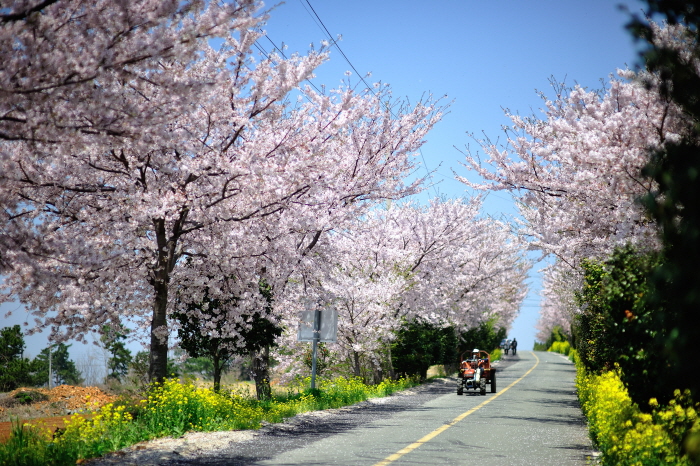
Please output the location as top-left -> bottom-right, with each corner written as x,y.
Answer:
457,349 -> 497,396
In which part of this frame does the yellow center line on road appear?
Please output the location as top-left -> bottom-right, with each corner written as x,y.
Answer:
372,351 -> 541,466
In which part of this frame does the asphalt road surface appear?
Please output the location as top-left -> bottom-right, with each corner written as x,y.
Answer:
165,350 -> 596,466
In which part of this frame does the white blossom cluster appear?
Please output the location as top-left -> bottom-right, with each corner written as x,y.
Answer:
274,198 -> 529,379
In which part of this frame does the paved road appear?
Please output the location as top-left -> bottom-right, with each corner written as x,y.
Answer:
164,350 -> 596,466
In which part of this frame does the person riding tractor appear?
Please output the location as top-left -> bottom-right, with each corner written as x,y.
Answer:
457,348 -> 495,395
469,349 -> 485,382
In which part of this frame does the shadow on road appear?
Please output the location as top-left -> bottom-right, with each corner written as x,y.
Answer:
169,379 -> 459,465
555,443 -> 596,452
490,413 -> 587,427
522,387 -> 575,396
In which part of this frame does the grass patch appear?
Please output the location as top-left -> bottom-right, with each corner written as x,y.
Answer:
12,391 -> 49,406
0,376 -> 417,465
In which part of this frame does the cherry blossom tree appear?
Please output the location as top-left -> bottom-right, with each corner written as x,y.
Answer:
0,1 -> 445,382
534,261 -> 581,343
459,70 -> 686,268
0,0 -> 262,148
270,206 -> 411,381
391,199 -> 528,331
457,26 -> 693,340
274,197 -> 529,380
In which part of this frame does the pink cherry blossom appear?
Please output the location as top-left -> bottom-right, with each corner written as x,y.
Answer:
0,1 -> 445,381
459,23 -> 691,342
274,198 -> 529,379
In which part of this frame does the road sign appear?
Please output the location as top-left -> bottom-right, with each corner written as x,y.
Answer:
297,308 -> 337,343
298,302 -> 338,390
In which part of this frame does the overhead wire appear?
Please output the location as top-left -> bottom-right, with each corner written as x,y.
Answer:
251,33 -> 323,105
300,0 -> 377,96
258,0 -> 440,198
297,0 -> 327,39
260,34 -> 325,96
300,0 -> 440,197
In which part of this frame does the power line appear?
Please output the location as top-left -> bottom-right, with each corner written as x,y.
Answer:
298,1 -> 440,198
258,2 -> 440,199
418,149 -> 440,198
300,0 -> 376,95
259,33 -> 325,96
252,40 -> 269,58
297,0 -> 327,37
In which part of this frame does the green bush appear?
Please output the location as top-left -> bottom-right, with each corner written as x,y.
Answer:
0,419 -> 79,466
536,326 -> 569,352
458,320 -> 507,357
13,391 -> 49,405
391,318 -> 457,379
574,246 -> 671,408
533,341 -> 548,351
548,341 -> 571,356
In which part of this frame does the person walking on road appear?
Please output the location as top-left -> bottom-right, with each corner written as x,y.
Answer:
511,338 -> 518,355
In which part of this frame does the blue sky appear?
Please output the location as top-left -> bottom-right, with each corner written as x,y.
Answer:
2,0 -> 647,367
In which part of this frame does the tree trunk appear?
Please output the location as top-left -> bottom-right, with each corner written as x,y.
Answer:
250,346 -> 272,400
213,353 -> 222,393
149,275 -> 169,384
387,345 -> 396,380
148,216 -> 182,384
352,350 -> 362,378
373,366 -> 383,385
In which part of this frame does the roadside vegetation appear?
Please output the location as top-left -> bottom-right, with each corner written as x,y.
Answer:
513,3 -> 700,464
0,315 -> 508,465
548,345 -> 698,466
0,375 -> 417,466
541,246 -> 700,464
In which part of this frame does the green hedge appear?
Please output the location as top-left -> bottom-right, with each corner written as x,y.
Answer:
548,340 -> 571,356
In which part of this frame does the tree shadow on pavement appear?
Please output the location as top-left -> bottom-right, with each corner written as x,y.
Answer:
490,414 -> 587,427
167,379 -> 458,466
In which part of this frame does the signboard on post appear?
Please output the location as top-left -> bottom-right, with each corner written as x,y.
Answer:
297,308 -> 337,343
298,301 -> 338,390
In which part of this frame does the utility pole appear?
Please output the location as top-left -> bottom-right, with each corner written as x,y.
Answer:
48,344 -> 53,389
